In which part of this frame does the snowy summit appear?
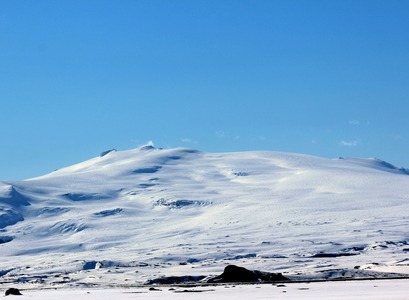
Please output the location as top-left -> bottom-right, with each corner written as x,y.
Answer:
1,145 -> 409,286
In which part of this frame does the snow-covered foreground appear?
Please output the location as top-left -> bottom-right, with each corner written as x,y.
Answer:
6,279 -> 409,300
1,146 -> 409,287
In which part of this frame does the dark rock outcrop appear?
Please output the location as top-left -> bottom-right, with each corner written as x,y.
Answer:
207,265 -> 290,283
312,252 -> 358,258
5,288 -> 22,296
146,275 -> 206,285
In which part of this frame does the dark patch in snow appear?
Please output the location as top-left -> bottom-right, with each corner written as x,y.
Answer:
341,157 -> 409,175
311,244 -> 366,258
232,171 -> 249,176
138,183 -> 156,188
82,261 -> 103,270
312,252 -> 359,258
146,275 -> 206,285
0,235 -> 13,244
94,208 -> 123,217
81,260 -> 128,270
0,269 -> 13,277
260,254 -> 288,258
179,149 -> 199,154
37,207 -> 70,216
154,198 -> 211,208
50,221 -> 86,233
343,245 -> 366,252
100,149 -> 117,157
0,209 -> 24,229
229,253 -> 257,260
373,159 -> 409,175
17,275 -> 48,284
369,240 -> 408,250
0,186 -> 31,207
62,193 -> 104,201
179,258 -> 201,265
133,166 -> 162,174
396,258 -> 409,265
314,268 -> 407,280
167,156 -> 182,161
173,289 -> 215,293
140,145 -> 156,151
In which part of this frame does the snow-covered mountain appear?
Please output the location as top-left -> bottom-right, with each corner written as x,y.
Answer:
1,146 -> 409,286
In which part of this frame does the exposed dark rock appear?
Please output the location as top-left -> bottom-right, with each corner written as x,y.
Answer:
0,269 -> 13,277
154,198 -> 211,209
312,252 -> 359,258
229,253 -> 257,260
5,288 -> 22,296
174,289 -> 215,293
94,208 -> 123,217
343,245 -> 366,252
146,275 -> 206,285
207,265 -> 290,283
133,166 -> 161,174
100,149 -> 117,157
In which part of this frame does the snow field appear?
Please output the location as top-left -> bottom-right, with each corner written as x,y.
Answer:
1,146 -> 409,286
7,279 -> 409,300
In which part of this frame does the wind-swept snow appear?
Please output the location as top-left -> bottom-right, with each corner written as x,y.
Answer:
1,146 -> 409,287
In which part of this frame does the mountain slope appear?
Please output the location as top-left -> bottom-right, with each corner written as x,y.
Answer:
1,146 -> 409,286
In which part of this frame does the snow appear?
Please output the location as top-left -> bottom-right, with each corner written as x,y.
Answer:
4,279 -> 409,299
1,146 -> 409,289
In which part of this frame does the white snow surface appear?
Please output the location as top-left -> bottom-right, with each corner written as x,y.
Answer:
1,146 -> 409,288
5,279 -> 409,300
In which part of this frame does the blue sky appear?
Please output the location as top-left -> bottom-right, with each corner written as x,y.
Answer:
1,0 -> 409,180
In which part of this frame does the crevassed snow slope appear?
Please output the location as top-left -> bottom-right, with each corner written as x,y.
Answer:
1,146 -> 409,286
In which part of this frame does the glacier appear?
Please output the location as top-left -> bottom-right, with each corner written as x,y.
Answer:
1,145 -> 409,287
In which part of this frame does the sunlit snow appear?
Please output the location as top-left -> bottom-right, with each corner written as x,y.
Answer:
1,146 -> 409,288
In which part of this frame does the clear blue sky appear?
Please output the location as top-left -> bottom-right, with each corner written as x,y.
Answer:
1,0 -> 409,180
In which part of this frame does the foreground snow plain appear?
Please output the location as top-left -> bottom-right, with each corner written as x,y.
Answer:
7,279 -> 409,300
1,146 -> 409,290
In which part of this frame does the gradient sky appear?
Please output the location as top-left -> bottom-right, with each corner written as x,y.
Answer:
1,0 -> 409,180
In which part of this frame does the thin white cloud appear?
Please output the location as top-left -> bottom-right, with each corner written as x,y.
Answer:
215,131 -> 227,138
181,138 -> 198,144
348,120 -> 360,125
339,140 -> 358,147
